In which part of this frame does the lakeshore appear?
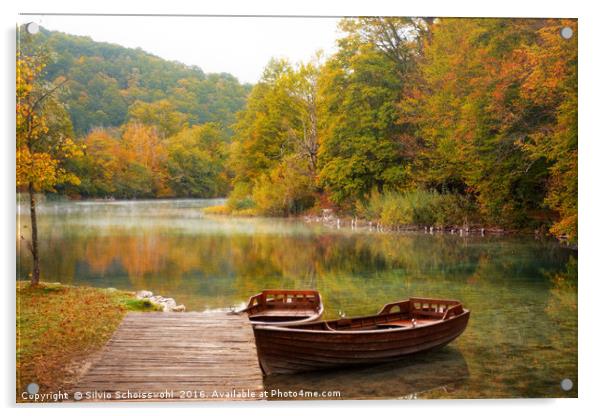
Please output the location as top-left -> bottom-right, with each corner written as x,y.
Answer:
205,204 -> 577,249
16,282 -> 167,400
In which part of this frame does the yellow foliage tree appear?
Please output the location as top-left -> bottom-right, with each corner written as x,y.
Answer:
17,52 -> 82,285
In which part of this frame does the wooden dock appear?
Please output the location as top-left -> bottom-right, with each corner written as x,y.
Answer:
73,312 -> 264,401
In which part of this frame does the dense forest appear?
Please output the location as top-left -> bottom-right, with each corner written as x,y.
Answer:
17,18 -> 577,243
225,18 -> 577,243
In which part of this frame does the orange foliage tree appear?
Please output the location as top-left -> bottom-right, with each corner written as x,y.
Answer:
401,18 -> 577,239
117,123 -> 170,197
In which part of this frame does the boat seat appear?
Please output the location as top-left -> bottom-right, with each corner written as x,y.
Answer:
251,308 -> 316,318
376,319 -> 433,328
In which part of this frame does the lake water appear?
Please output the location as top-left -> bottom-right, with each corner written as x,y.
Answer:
16,198 -> 577,399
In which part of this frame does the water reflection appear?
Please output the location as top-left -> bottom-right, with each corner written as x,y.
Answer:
16,198 -> 577,398
264,348 -> 469,400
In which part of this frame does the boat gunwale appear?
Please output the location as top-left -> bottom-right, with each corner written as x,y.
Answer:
253,309 -> 470,335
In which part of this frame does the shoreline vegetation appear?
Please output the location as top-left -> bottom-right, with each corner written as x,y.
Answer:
16,281 -> 179,400
202,189 -> 576,248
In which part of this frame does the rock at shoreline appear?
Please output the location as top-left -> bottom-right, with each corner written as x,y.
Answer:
136,290 -> 153,299
135,290 -> 185,312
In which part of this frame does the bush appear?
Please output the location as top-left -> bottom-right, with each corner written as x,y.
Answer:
226,182 -> 256,211
357,189 -> 475,227
203,205 -> 232,215
251,156 -> 316,216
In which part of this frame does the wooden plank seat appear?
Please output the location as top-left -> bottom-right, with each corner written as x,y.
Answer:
250,308 -> 316,318
376,319 -> 433,328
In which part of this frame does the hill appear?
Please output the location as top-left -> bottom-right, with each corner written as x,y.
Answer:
21,27 -> 251,135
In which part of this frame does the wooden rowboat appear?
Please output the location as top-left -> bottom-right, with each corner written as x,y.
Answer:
238,289 -> 324,326
252,297 -> 470,375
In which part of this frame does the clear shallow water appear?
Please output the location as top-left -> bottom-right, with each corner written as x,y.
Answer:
16,198 -> 577,399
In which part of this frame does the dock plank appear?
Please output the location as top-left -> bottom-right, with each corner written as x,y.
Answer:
71,312 -> 264,401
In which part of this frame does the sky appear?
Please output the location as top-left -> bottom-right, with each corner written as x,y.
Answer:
18,15 -> 343,84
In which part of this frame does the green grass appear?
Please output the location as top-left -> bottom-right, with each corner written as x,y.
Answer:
16,281 -> 157,400
122,297 -> 163,311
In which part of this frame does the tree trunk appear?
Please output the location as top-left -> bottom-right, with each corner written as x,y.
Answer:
28,182 -> 40,286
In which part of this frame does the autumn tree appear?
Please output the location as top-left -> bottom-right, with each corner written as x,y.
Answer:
318,18 -> 423,206
229,58 -> 321,213
166,123 -> 229,197
114,123 -> 169,198
280,58 -> 321,177
503,20 -> 578,241
19,20 -> 577,242
17,51 -> 81,285
230,59 -> 296,186
73,129 -> 120,196
339,17 -> 432,76
128,99 -> 188,138
403,19 -> 532,224
404,18 -> 576,232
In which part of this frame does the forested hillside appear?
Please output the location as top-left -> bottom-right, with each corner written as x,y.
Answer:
27,28 -> 251,135
18,26 -> 249,199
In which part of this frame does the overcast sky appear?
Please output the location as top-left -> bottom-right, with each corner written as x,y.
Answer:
19,15 -> 343,84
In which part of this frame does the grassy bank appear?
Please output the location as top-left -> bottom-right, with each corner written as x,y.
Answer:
203,189 -> 259,216
203,204 -> 257,216
16,281 -> 160,399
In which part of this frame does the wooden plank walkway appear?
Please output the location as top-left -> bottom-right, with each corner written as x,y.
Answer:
72,312 -> 264,401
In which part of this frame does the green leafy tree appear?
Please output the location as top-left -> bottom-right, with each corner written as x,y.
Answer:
318,18 -> 423,205
128,99 -> 188,138
229,58 -> 323,211
230,59 -> 296,187
166,123 -> 229,197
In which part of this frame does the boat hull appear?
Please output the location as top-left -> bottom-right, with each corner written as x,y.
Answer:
252,311 -> 470,375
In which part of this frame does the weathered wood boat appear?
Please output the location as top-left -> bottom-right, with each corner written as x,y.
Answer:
237,289 -> 324,326
252,297 -> 470,375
